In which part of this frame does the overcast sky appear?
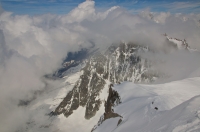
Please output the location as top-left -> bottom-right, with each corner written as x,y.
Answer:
1,0 -> 200,15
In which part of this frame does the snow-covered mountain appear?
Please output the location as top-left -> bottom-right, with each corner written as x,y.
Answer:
53,42 -> 159,120
23,37 -> 200,132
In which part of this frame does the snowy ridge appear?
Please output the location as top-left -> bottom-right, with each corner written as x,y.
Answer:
93,77 -> 200,132
164,34 -> 198,52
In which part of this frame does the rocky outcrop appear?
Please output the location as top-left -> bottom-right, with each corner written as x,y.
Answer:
91,84 -> 122,132
104,84 -> 121,119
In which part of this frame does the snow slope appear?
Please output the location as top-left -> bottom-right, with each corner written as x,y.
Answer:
94,77 -> 200,132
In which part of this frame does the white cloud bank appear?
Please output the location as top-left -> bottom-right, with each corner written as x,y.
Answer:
0,0 -> 200,132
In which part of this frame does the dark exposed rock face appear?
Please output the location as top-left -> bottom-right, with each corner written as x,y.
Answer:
104,84 -> 121,119
55,53 -> 106,119
91,84 -> 122,132
103,84 -> 121,120
104,43 -> 158,83
54,42 -> 158,119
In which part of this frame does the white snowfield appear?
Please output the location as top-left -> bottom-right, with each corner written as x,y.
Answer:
94,77 -> 200,132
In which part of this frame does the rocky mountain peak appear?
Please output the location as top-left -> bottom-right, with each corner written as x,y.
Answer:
53,42 -> 158,120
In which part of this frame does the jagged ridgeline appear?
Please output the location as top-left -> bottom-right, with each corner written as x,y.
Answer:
54,42 -> 159,119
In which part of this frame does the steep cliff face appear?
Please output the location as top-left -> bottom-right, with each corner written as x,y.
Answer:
54,42 -> 158,119
103,42 -> 157,83
91,84 -> 122,132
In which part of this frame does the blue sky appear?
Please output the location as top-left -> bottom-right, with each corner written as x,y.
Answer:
0,0 -> 200,15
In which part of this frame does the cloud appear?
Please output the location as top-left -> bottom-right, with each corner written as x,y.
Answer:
131,1 -> 200,14
166,2 -> 200,10
0,0 -> 200,131
154,1 -> 200,13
